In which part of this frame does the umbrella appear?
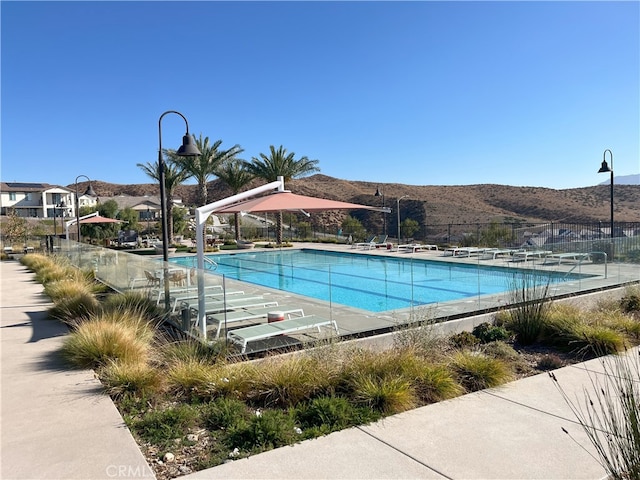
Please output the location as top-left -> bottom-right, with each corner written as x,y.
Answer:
78,215 -> 121,224
215,191 -> 387,214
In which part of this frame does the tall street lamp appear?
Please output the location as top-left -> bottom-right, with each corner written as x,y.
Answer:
158,111 -> 201,312
375,187 -> 386,237
597,149 -> 614,258
75,176 -> 97,243
397,195 -> 408,244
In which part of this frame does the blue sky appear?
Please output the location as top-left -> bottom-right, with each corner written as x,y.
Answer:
2,1 -> 638,190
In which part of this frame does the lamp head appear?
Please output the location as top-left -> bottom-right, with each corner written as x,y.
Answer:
176,134 -> 201,157
375,187 -> 382,197
598,160 -> 612,174
84,184 -> 97,197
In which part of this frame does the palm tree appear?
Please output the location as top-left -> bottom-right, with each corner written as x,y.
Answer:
137,159 -> 189,245
167,133 -> 244,207
245,145 -> 320,245
215,160 -> 255,241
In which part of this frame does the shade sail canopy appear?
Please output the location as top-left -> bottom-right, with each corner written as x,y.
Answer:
78,215 -> 121,224
215,191 -> 387,214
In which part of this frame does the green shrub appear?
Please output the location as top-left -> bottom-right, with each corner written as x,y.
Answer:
203,397 -> 252,431
449,331 -> 479,349
295,396 -> 376,432
472,322 -> 510,343
450,351 -> 513,392
226,409 -> 298,452
132,404 -> 198,447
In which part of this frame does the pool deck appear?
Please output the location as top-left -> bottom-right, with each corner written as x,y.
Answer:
197,243 -> 639,354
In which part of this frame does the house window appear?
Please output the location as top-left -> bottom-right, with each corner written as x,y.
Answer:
9,192 -> 16,201
25,193 -> 31,201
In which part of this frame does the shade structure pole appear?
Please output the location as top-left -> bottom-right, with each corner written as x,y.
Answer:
195,177 -> 286,339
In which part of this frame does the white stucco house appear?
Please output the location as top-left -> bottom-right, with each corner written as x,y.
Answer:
0,182 -> 92,219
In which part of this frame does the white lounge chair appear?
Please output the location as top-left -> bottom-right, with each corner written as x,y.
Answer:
352,235 -> 378,249
543,252 -> 591,265
480,248 -> 517,260
227,315 -> 339,353
207,307 -> 305,339
397,243 -> 438,253
183,295 -> 279,317
444,247 -> 485,257
511,250 -> 552,262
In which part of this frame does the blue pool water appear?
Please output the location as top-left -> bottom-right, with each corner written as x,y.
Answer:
171,249 -> 589,313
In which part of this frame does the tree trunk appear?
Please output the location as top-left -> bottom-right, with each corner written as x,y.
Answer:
234,213 -> 241,241
276,211 -> 283,245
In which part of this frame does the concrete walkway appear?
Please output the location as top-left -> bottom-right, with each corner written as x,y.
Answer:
0,260 -> 154,480
2,258 -> 631,480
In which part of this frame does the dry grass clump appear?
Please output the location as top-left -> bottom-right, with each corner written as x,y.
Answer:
248,354 -> 340,408
100,359 -> 163,399
449,350 -> 514,392
61,308 -> 156,369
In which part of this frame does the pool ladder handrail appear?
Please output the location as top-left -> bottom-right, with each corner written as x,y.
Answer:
563,251 -> 606,279
204,256 -> 218,271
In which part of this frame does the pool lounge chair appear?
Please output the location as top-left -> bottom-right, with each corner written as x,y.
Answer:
511,250 -> 552,262
443,247 -> 485,257
397,243 -> 438,253
227,315 -> 339,353
480,248 -> 518,260
207,307 -> 305,339
184,295 -> 279,318
542,252 -> 591,265
352,235 -> 378,249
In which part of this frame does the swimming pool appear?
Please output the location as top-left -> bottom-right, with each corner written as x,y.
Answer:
171,249 -> 591,313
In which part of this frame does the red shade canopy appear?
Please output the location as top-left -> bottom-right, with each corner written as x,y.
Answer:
215,191 -> 385,214
78,215 -> 121,224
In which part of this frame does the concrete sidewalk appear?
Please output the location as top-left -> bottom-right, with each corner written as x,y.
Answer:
0,260 -> 154,480
0,258 -> 624,480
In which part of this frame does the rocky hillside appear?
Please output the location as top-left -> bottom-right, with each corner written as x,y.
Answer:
75,175 -> 640,227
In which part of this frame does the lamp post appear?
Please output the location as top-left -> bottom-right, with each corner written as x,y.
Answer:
53,200 -> 66,245
375,187 -> 386,237
157,111 -> 201,312
146,207 -> 151,236
397,195 -> 408,244
75,176 -> 97,243
597,149 -> 614,258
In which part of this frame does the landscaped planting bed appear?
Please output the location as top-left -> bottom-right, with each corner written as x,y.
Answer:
20,253 -> 640,480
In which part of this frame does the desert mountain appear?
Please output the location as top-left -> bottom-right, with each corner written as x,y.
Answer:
74,174 -> 640,227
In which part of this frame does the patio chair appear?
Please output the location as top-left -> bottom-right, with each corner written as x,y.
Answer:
144,270 -> 160,287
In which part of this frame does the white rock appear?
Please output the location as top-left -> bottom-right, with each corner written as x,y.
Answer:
163,452 -> 175,463
186,433 -> 199,442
